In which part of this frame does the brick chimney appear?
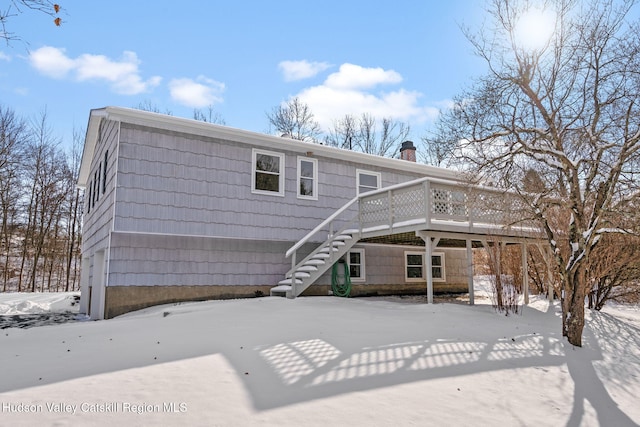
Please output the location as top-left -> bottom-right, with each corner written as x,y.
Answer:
399,140 -> 416,162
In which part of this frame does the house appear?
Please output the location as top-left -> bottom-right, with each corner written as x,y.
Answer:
77,107 -> 540,320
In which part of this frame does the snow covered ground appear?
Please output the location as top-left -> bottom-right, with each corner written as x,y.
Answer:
0,292 -> 80,316
0,292 -> 83,330
0,280 -> 639,426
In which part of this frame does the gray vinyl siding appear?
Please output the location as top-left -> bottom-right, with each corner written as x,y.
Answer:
107,232 -> 315,287
440,249 -> 470,285
113,123 -> 427,243
315,245 -> 468,287
81,119 -> 119,260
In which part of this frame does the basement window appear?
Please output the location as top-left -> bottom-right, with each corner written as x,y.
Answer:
348,248 -> 365,282
404,251 -> 446,282
431,253 -> 445,281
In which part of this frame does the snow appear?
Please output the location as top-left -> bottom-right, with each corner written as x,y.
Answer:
0,292 -> 80,316
1,281 -> 639,426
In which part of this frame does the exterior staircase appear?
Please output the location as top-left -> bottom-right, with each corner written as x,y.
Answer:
270,231 -> 358,298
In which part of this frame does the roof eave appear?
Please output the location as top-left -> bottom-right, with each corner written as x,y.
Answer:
77,108 -> 107,188
77,106 -> 463,187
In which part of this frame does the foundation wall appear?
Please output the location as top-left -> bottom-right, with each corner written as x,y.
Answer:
104,284 -> 273,318
104,281 -> 468,318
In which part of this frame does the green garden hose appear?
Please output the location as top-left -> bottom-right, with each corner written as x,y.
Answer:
331,261 -> 351,297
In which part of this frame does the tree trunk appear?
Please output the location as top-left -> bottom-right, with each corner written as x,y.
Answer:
564,270 -> 586,347
65,188 -> 79,292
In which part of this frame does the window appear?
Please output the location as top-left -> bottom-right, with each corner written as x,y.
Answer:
94,170 -> 100,203
87,181 -> 92,214
431,253 -> 445,281
405,251 -> 424,282
404,251 -> 445,282
252,149 -> 285,196
348,248 -> 365,282
102,150 -> 108,194
356,169 -> 381,195
297,156 -> 317,200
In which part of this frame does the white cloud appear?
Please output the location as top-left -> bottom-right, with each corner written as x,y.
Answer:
29,46 -> 75,78
28,46 -> 161,94
278,60 -> 331,81
324,63 -> 402,90
292,63 -> 438,130
168,76 -> 225,108
0,52 -> 10,61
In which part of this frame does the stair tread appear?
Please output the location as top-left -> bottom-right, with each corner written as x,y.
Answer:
287,271 -> 311,278
278,278 -> 302,285
333,234 -> 353,241
312,253 -> 331,259
305,259 -> 326,265
271,284 -> 292,291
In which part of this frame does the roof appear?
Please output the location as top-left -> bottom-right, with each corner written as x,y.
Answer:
78,106 -> 462,188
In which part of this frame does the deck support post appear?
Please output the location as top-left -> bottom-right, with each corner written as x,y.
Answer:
544,245 -> 555,302
521,241 -> 529,305
466,239 -> 474,305
417,231 -> 440,304
426,238 -> 433,304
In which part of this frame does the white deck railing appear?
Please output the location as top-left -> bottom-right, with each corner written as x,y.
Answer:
285,177 -> 540,278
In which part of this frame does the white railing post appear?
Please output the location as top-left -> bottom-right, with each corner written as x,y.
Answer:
291,251 -> 297,298
424,180 -> 432,226
467,188 -> 473,228
358,199 -> 363,235
329,221 -> 334,264
388,190 -> 394,231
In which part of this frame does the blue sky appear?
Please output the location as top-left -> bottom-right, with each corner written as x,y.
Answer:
1,1 -> 489,148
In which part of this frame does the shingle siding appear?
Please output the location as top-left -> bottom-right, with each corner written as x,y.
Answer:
82,119 -> 119,279
107,232 -> 311,287
112,123 -> 427,243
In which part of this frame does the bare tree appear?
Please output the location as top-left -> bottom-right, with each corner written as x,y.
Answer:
266,97 -> 321,142
420,132 -> 457,167
587,234 -> 640,309
326,113 -> 410,157
427,0 -> 640,346
0,106 -> 82,293
17,109 -> 67,292
377,116 -> 410,157
62,128 -> 83,291
0,105 -> 27,290
1,1 -> 62,44
134,100 -> 173,116
193,105 -> 225,125
325,114 -> 358,150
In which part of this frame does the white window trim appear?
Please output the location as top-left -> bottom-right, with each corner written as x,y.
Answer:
251,148 -> 285,197
348,248 -> 366,282
297,156 -> 318,200
404,251 -> 446,282
356,169 -> 381,195
404,250 -> 425,283
431,252 -> 446,282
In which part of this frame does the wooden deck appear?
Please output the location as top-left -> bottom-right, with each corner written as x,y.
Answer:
276,177 -> 543,299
